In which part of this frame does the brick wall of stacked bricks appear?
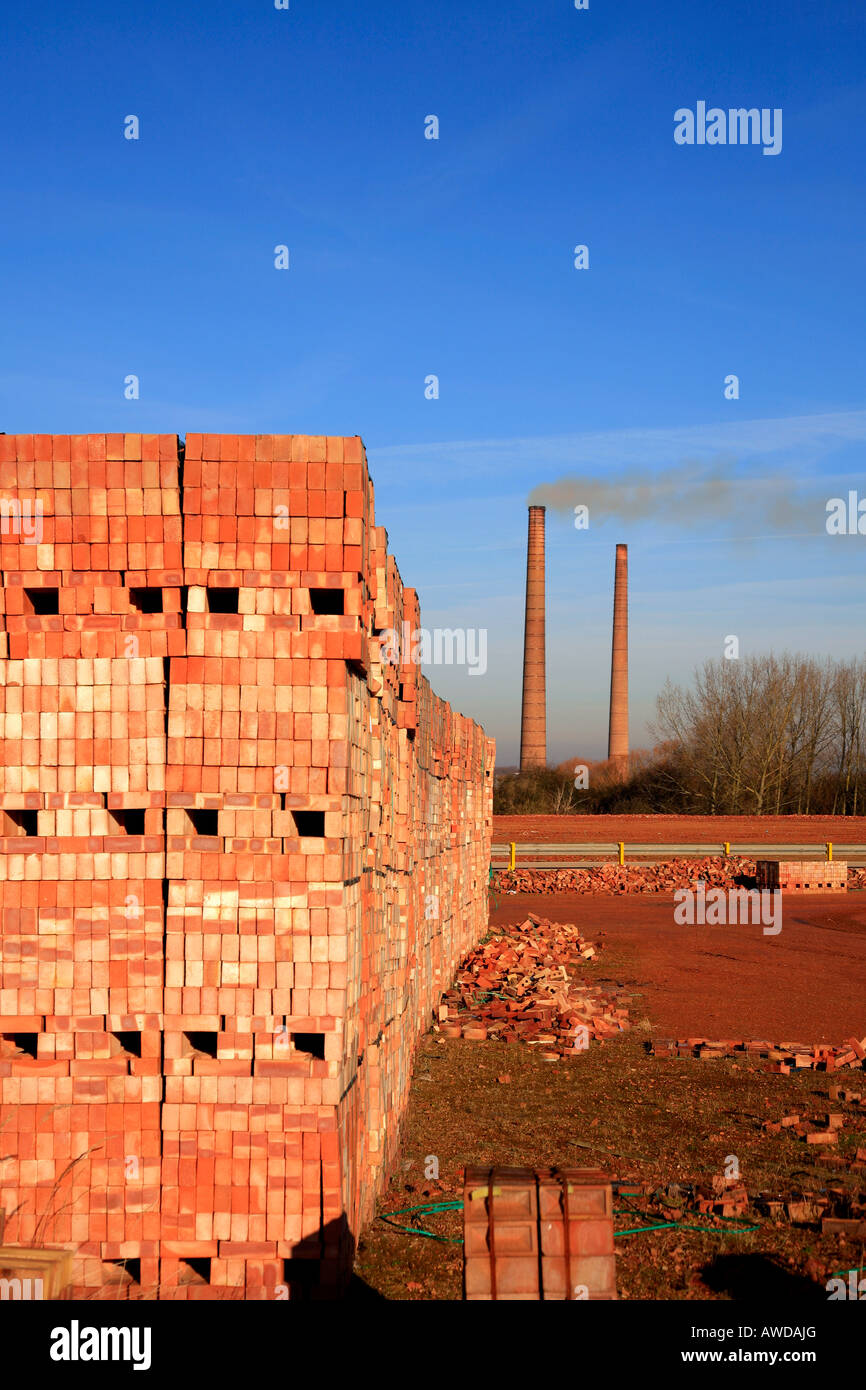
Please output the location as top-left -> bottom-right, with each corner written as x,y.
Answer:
0,433 -> 494,1298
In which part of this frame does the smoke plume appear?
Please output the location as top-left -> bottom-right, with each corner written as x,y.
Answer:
528,458 -> 825,533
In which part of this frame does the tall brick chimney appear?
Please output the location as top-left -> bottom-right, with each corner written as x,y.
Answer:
520,505 -> 547,770
608,542 -> 629,771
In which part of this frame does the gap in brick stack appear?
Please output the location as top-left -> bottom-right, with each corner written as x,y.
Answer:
0,433 -> 494,1299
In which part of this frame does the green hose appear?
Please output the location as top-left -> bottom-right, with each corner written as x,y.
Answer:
378,1200 -> 464,1243
614,1192 -> 760,1237
378,1198 -> 760,1244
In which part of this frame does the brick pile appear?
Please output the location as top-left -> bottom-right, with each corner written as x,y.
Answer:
492,857 -> 757,895
648,1034 -> 866,1072
0,432 -> 494,1299
494,858 -> 858,896
623,1177 -> 866,1230
760,1107 -> 862,1147
437,914 -> 632,1056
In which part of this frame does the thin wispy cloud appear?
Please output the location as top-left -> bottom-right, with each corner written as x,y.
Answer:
369,410 -> 866,483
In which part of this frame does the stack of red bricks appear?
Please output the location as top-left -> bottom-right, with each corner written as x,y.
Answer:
463,1166 -> 616,1300
0,433 -> 494,1298
755,860 -> 847,892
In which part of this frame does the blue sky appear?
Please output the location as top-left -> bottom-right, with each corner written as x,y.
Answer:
2,0 -> 864,763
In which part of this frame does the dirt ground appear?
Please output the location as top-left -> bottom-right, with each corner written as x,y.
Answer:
493,814 -> 866,845
490,892 -> 866,1042
353,890 -> 866,1300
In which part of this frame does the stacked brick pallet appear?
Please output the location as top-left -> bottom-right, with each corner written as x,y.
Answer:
755,860 -> 847,892
0,434 -> 177,1296
463,1167 -> 616,1300
0,432 -> 494,1298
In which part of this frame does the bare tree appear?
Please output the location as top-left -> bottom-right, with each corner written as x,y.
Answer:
831,659 -> 866,814
654,652 -> 864,816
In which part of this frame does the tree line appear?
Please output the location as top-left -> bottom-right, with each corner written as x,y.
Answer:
494,654 -> 866,816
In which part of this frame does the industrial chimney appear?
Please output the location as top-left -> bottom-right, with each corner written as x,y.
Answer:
608,543 -> 629,772
520,505 -> 547,770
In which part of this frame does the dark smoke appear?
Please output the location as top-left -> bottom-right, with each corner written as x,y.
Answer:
528,458 -> 825,532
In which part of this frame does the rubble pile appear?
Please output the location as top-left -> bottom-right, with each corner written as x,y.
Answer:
492,857 -> 756,896
492,859 -> 866,896
437,914 -> 630,1058
622,1179 -> 866,1231
648,1035 -> 866,1073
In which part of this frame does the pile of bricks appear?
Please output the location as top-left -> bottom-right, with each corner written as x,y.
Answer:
761,1110 -> 849,1146
648,1035 -> 866,1072
755,860 -> 847,892
617,1178 -> 750,1224
0,433 -> 494,1298
495,861 -> 866,896
760,1090 -> 866,1170
617,1177 -> 754,1224
437,915 -> 631,1057
492,857 -> 757,896
621,1179 -> 866,1230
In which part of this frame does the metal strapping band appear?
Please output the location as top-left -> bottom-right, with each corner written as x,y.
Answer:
535,1169 -> 543,1301
488,1167 -> 497,1302
560,1172 -> 573,1300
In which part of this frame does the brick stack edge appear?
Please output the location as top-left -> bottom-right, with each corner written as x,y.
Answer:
0,433 -> 494,1299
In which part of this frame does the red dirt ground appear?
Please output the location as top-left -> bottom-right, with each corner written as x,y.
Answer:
488,891 -> 866,1043
493,813 -> 866,844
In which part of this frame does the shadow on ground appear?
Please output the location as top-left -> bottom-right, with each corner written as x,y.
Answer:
699,1252 -> 826,1300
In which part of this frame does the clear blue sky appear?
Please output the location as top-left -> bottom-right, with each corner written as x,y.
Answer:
2,0 -> 864,763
